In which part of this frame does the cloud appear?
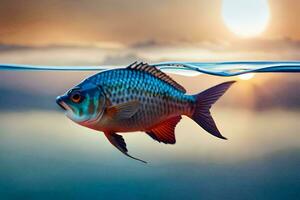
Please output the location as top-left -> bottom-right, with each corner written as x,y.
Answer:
0,43 -> 127,65
128,37 -> 300,61
0,44 -> 39,52
98,53 -> 146,66
1,36 -> 300,65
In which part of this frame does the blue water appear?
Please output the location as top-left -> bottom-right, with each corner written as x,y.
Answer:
1,61 -> 300,199
1,61 -> 300,76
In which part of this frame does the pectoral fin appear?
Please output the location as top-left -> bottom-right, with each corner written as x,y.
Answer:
104,132 -> 147,163
106,100 -> 141,119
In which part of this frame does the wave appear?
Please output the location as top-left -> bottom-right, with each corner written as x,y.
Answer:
1,61 -> 300,76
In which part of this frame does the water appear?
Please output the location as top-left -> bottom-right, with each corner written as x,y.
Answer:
1,61 -> 300,199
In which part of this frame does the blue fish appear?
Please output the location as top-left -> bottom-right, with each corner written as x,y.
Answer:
56,62 -> 235,163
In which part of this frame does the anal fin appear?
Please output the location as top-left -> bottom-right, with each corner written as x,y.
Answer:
146,116 -> 181,144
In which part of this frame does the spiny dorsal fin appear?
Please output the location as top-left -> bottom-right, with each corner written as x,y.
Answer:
127,62 -> 186,93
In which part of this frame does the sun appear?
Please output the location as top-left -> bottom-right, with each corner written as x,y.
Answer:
222,0 -> 270,37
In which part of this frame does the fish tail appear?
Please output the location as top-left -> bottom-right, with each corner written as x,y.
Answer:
190,81 -> 236,139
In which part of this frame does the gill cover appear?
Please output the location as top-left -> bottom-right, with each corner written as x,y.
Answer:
64,81 -> 106,124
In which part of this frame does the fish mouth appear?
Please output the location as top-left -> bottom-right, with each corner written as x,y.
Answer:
56,96 -> 69,111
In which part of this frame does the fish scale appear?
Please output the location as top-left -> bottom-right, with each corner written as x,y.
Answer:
87,68 -> 194,131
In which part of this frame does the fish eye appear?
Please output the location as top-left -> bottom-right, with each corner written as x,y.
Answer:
70,92 -> 83,103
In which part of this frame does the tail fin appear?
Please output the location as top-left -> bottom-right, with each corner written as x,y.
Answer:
191,81 -> 236,140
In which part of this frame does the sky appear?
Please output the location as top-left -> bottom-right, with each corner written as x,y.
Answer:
0,0 -> 299,65
0,0 -> 300,45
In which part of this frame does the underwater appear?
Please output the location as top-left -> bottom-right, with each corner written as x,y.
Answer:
1,0 -> 300,199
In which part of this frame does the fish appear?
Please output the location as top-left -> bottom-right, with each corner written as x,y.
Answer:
56,62 -> 235,163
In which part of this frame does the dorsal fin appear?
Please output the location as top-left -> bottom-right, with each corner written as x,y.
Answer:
127,62 -> 186,93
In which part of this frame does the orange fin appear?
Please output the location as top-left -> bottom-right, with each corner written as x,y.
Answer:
146,116 -> 182,144
106,100 -> 140,119
127,62 -> 186,93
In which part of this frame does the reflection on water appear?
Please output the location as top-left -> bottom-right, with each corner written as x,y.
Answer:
0,109 -> 300,199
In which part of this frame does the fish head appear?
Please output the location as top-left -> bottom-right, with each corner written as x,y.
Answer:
56,80 -> 106,125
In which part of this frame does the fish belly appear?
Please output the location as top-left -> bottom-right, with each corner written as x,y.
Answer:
99,96 -> 190,132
